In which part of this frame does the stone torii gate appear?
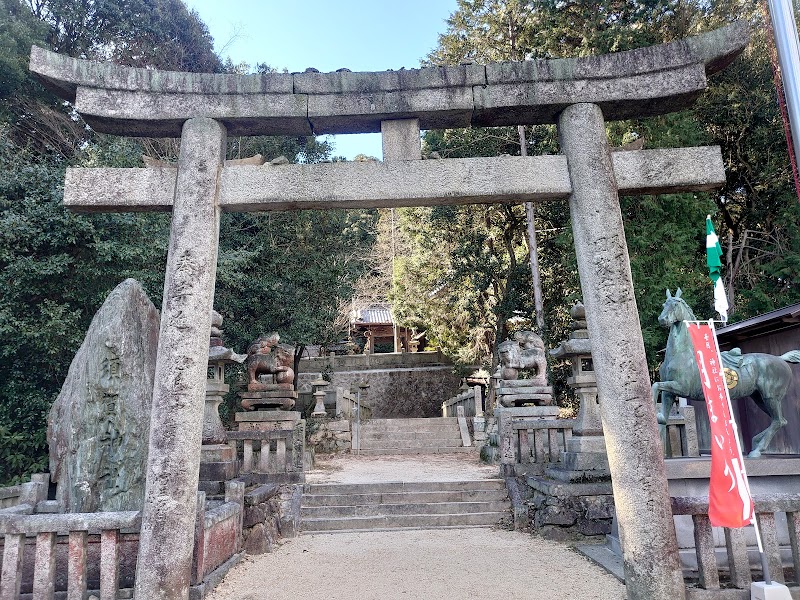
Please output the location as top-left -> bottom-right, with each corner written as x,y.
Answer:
30,21 -> 748,600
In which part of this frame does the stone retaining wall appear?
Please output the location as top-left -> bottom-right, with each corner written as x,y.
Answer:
298,367 -> 462,418
307,419 -> 351,454
241,483 -> 301,554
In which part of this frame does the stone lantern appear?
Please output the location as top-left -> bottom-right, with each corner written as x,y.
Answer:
311,377 -> 329,417
200,310 -> 246,493
203,311 -> 247,444
549,302 -> 608,477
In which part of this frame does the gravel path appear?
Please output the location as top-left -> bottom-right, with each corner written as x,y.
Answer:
206,528 -> 626,600
207,455 -> 625,600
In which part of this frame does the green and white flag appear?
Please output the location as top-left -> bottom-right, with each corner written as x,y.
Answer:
706,215 -> 729,322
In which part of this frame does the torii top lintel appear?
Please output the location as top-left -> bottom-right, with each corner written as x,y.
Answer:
29,22 -> 748,138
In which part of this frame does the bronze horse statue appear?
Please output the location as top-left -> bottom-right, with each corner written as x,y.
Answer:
652,289 -> 800,457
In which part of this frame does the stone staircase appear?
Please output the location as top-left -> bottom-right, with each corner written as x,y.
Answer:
301,479 -> 510,533
356,417 -> 468,455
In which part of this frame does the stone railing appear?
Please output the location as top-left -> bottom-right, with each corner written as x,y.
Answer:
298,350 -> 448,373
671,494 -> 800,598
335,387 -> 372,421
442,385 -> 484,418
0,481 -> 244,599
228,430 -> 296,475
497,407 -> 574,476
0,509 -> 141,599
658,404 -> 700,458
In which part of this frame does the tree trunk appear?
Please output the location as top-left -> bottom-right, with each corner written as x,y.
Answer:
519,125 -> 545,330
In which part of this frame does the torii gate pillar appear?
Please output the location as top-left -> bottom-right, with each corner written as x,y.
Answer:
560,103 -> 685,598
133,118 -> 226,600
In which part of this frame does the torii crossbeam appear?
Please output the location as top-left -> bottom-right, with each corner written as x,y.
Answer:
30,21 -> 748,600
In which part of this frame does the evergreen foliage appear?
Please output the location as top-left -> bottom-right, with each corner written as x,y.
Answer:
0,0 -> 373,484
392,0 -> 800,390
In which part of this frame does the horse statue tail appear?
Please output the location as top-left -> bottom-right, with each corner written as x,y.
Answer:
780,350 -> 800,363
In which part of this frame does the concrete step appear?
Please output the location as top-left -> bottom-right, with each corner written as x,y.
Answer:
355,447 -> 473,455
358,430 -> 463,441
358,438 -> 464,450
362,418 -> 458,427
302,500 -> 511,519
304,479 -> 506,496
359,419 -> 460,431
301,511 -> 508,532
302,489 -> 509,507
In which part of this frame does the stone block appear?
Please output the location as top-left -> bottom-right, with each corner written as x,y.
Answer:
244,484 -> 280,506
497,386 -> 554,395
581,495 -> 615,520
538,525 -> 574,542
526,475 -> 614,498
544,467 -> 611,483
576,517 -> 612,536
197,480 -> 224,497
494,406 -> 560,419
201,444 -> 235,463
198,461 -> 237,482
381,119 -> 421,161
243,504 -> 268,528
561,451 -> 609,472
565,436 -> 607,454
235,411 -> 301,423
308,87 -> 474,134
243,523 -> 269,554
239,390 -> 298,398
537,505 -> 577,526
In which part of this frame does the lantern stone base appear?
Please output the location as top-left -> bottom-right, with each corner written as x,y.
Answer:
199,443 -> 238,499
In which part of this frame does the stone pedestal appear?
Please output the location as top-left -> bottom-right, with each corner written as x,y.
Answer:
235,411 -> 305,480
496,380 -> 553,407
239,385 -> 298,411
199,443 -> 237,496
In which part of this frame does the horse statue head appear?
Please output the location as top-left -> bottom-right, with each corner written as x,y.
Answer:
658,288 -> 696,328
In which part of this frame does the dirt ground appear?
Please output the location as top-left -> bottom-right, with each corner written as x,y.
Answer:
206,528 -> 625,600
206,455 -> 625,600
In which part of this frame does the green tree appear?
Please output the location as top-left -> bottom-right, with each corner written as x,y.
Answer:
0,0 -> 374,484
396,0 -> 800,389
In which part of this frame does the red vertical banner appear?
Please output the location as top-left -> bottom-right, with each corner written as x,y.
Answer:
686,321 -> 754,528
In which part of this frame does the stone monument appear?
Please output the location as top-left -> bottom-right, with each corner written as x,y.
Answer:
48,279 -> 159,512
494,330 -> 554,407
